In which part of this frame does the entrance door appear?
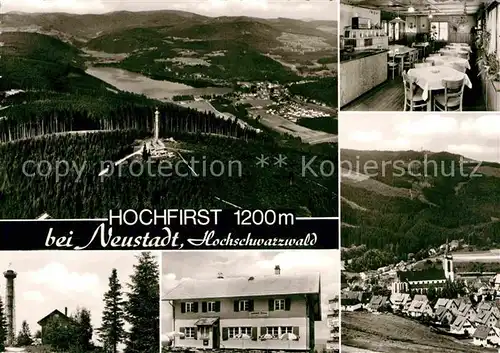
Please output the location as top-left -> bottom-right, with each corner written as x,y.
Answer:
212,323 -> 220,349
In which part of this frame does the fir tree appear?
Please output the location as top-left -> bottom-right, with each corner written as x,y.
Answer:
16,320 -> 33,347
99,268 -> 125,353
0,296 -> 7,352
72,308 -> 93,351
124,252 -> 159,353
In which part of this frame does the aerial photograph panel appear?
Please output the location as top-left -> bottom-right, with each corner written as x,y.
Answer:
0,0 -> 338,219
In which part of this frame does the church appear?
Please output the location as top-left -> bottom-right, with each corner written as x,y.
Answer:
392,241 -> 455,295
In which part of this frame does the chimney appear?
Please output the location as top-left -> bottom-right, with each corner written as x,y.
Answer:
217,272 -> 224,279
64,307 -> 67,316
275,265 -> 281,275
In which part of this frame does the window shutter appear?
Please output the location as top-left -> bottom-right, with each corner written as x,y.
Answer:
179,327 -> 185,340
193,302 -> 199,313
202,302 -> 207,313
285,298 -> 291,311
292,326 -> 299,339
181,303 -> 186,314
260,327 -> 267,336
222,328 -> 229,341
215,301 -> 221,312
251,327 -> 258,341
194,328 -> 198,340
248,300 -> 254,312
268,299 -> 274,311
234,300 -> 239,312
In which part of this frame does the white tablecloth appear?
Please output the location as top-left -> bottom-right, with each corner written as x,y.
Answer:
441,47 -> 471,54
407,66 -> 472,101
448,43 -> 471,49
427,56 -> 471,70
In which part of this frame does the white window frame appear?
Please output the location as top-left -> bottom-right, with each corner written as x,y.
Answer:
280,326 -> 293,334
228,327 -> 239,339
239,300 -> 249,311
274,299 -> 285,311
240,327 -> 251,336
185,302 -> 194,313
430,22 -> 448,41
267,326 -> 280,338
207,301 -> 216,312
185,327 -> 195,339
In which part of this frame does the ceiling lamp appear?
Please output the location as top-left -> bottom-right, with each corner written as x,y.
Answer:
390,16 -> 406,24
408,6 -> 415,13
428,12 -> 433,19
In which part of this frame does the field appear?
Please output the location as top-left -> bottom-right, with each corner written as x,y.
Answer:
342,312 -> 496,353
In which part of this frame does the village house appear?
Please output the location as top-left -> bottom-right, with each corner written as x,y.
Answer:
389,293 -> 411,312
474,309 -> 499,328
434,306 -> 456,326
456,302 -> 477,321
162,266 -> 321,351
406,295 -> 433,318
472,325 -> 500,347
366,295 -> 389,313
37,307 -> 72,344
434,298 -> 450,310
450,315 -> 476,336
340,292 -> 363,312
491,274 -> 500,291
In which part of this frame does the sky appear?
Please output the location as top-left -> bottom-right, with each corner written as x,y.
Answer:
160,250 -> 339,341
340,113 -> 500,163
0,251 -> 158,345
0,0 -> 338,21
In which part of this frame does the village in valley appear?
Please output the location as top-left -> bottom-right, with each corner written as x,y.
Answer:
341,239 -> 500,351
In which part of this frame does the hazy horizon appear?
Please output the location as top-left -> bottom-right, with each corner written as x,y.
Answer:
340,114 -> 500,164
0,0 -> 338,21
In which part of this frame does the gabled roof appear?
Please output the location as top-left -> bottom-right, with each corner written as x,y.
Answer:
390,293 -> 410,305
451,315 -> 470,330
413,294 -> 428,302
163,273 -> 321,300
37,309 -> 71,326
368,295 -> 388,308
473,325 -> 491,339
435,298 -> 449,309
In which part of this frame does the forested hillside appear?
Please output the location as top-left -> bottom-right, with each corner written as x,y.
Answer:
341,149 -> 500,272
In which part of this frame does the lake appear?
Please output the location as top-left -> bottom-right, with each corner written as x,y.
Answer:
85,67 -> 232,99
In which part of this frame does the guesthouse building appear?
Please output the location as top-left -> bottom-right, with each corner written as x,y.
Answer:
162,266 -> 321,351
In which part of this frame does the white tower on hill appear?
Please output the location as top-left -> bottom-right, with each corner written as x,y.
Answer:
154,107 -> 159,143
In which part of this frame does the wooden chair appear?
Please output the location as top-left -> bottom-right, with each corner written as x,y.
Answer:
433,78 -> 465,111
414,62 -> 432,68
403,72 -> 427,111
403,52 -> 416,70
388,54 -> 399,80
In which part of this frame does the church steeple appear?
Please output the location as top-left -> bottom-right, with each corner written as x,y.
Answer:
443,238 -> 455,282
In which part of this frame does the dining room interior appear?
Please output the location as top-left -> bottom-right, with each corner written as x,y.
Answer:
339,0 -> 500,112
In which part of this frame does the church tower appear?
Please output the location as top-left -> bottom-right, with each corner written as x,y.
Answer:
443,238 -> 455,282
